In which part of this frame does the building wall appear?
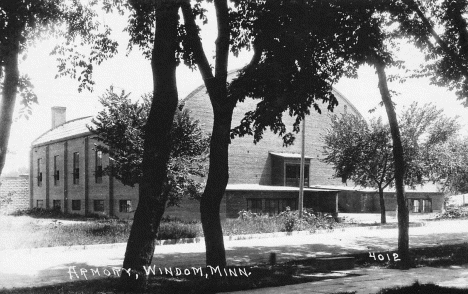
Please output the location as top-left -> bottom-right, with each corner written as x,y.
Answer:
0,175 -> 29,214
48,141 -> 65,210
31,145 -> 47,208
31,135 -> 139,218
338,191 -> 445,213
225,189 -> 338,218
163,197 -> 226,222
183,75 -> 359,188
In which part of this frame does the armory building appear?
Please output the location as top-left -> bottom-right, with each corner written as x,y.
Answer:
29,72 -> 444,219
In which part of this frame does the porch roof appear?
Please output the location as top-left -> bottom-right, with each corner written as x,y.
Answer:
225,184 -> 336,192
269,152 -> 313,159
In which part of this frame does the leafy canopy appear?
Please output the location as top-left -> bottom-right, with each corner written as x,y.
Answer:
88,87 -> 210,206
229,0 -> 391,146
322,102 -> 460,189
322,113 -> 394,190
0,0 -> 118,116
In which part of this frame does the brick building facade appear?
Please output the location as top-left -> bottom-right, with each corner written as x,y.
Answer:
30,108 -> 136,219
30,71 -> 444,219
0,175 -> 30,214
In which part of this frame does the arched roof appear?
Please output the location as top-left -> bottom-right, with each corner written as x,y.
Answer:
182,69 -> 363,119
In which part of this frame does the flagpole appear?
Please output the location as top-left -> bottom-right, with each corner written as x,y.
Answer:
299,117 -> 305,218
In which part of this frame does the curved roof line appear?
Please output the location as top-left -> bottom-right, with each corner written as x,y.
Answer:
31,116 -> 93,147
182,69 -> 364,119
331,87 -> 364,119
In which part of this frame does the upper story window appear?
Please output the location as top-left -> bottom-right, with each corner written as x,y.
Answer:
73,152 -> 80,184
37,158 -> 43,187
285,164 -> 309,187
95,150 -> 103,184
53,155 -> 60,186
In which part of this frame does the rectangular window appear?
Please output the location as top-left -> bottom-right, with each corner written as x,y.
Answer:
264,198 -> 297,216
37,158 -> 43,187
53,200 -> 61,209
413,199 -> 420,213
93,200 -> 104,212
36,200 -> 44,208
95,150 -> 103,184
73,152 -> 79,184
54,155 -> 60,186
279,198 -> 297,211
285,164 -> 309,187
119,200 -> 132,213
72,200 -> 81,211
246,199 -> 262,214
422,199 -> 432,213
265,199 -> 280,216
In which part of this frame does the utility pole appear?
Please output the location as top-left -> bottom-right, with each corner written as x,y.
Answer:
299,117 -> 305,218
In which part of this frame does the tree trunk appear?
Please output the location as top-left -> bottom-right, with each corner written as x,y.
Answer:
378,186 -> 386,224
375,62 -> 411,269
200,80 -> 235,267
119,3 -> 180,291
0,40 -> 20,178
200,0 -> 232,269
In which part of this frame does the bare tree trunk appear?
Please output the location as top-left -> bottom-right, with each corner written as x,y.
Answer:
0,39 -> 20,177
378,186 -> 386,224
375,62 -> 411,269
119,3 -> 180,291
181,0 -> 232,269
200,81 -> 234,267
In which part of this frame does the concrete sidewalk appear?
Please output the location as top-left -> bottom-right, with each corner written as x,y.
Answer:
1,220 -> 468,291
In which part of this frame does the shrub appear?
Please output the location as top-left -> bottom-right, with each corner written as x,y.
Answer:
436,206 -> 468,219
11,207 -> 113,220
277,207 -> 307,232
157,221 -> 202,240
223,212 -> 282,235
11,207 -> 63,218
229,208 -> 339,235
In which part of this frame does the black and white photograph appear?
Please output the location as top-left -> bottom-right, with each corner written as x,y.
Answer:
1,0 -> 468,293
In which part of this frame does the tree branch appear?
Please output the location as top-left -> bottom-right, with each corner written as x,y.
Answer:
180,1 -> 213,81
214,0 -> 229,80
405,0 -> 468,78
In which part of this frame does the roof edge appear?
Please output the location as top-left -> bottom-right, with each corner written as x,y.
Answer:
31,116 -> 93,147
182,69 -> 364,120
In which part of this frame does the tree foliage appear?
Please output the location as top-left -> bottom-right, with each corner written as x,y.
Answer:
323,114 -> 394,190
323,102 -> 460,190
229,0 -> 389,145
426,138 -> 468,194
385,0 -> 468,105
89,87 -> 210,207
0,0 -> 117,179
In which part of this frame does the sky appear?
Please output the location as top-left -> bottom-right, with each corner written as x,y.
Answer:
3,7 -> 468,175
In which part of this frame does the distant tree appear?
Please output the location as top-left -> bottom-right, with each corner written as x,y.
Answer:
323,103 -> 460,223
426,138 -> 468,195
0,0 -> 117,178
323,114 -> 394,224
399,102 -> 460,188
88,87 -> 210,207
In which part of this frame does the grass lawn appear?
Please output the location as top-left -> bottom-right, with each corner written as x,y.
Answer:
0,208 -> 348,250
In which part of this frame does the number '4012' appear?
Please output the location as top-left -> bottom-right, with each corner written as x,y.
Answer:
369,252 -> 401,262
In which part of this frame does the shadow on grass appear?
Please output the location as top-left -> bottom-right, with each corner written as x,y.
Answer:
377,281 -> 468,294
